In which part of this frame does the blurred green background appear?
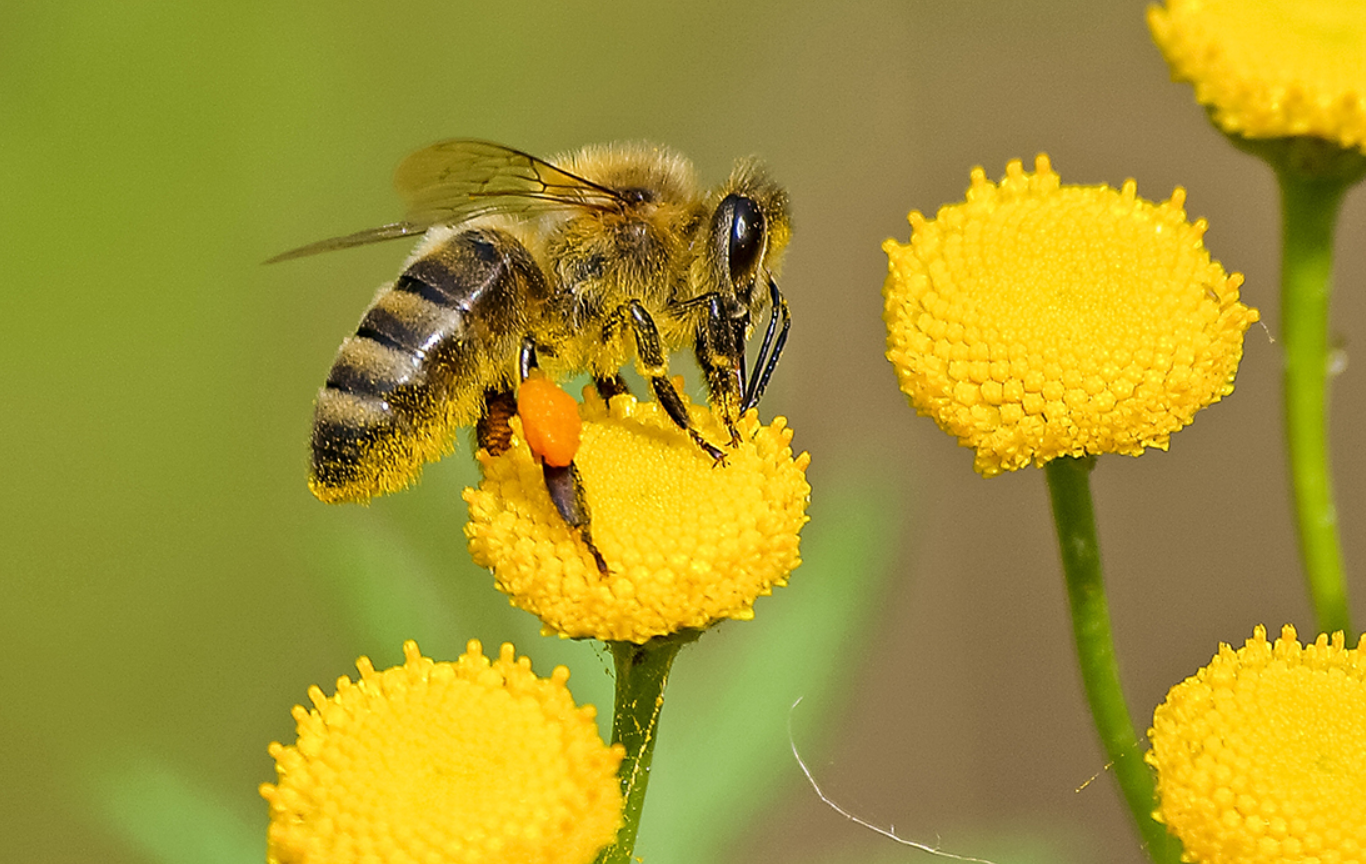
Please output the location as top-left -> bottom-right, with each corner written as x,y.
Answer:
3,3 -> 1363,863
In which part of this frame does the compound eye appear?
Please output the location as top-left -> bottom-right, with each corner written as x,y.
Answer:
725,195 -> 766,287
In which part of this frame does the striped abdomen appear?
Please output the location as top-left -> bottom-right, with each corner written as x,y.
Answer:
309,227 -> 547,503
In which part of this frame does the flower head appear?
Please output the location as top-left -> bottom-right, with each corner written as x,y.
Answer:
464,387 -> 810,643
260,640 -> 623,864
882,155 -> 1259,477
1149,0 -> 1366,155
1147,625 -> 1366,863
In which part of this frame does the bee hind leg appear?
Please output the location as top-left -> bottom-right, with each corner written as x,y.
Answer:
476,388 -> 518,455
506,340 -> 610,575
541,462 -> 609,575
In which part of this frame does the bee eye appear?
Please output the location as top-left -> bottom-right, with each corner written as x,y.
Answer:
724,195 -> 766,288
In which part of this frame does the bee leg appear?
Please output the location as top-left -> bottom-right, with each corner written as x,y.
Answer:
476,388 -> 518,455
694,294 -> 748,446
515,337 -> 609,575
518,339 -> 538,381
593,374 -> 631,400
622,300 -> 727,463
476,334 -> 542,456
541,462 -> 609,575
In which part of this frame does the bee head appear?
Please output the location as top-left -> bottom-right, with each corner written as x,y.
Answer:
707,160 -> 791,314
691,161 -> 793,415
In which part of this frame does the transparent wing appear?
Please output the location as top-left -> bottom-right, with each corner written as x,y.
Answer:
396,139 -> 623,223
267,140 -> 625,263
264,221 -> 433,263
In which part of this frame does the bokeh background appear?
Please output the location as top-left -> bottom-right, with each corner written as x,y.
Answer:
4,2 -> 1364,863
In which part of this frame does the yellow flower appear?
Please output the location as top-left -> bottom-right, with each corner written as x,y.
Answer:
464,387 -> 810,643
1147,625 -> 1366,863
260,640 -> 623,864
1149,0 -> 1366,155
882,155 -> 1259,477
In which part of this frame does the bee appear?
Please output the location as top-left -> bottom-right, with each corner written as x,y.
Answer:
272,139 -> 792,568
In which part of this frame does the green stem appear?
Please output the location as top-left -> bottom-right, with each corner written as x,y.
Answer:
595,634 -> 695,864
1044,457 -> 1182,864
1277,166 -> 1354,638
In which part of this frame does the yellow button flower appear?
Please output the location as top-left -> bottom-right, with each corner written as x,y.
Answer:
1149,0 -> 1366,155
882,155 -> 1259,477
464,387 -> 810,644
260,640 -> 623,864
1147,625 -> 1366,864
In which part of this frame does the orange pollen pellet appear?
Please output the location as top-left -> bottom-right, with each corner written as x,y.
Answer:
518,376 -> 582,467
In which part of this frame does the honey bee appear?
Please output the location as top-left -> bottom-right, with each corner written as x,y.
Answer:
272,140 -> 792,566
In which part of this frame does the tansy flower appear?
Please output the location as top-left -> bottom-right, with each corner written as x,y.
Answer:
882,155 -> 1259,477
1147,625 -> 1366,863
260,640 -> 623,864
1149,0 -> 1366,156
464,386 -> 810,644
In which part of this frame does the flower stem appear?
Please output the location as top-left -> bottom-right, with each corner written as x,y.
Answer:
1044,457 -> 1182,864
1276,166 -> 1354,638
595,634 -> 695,864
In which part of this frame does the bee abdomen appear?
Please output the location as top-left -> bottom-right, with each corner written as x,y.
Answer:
309,227 -> 547,503
309,389 -> 409,502
324,334 -> 423,396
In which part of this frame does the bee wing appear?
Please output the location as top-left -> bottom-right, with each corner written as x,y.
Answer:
264,221 -> 434,263
267,140 -> 624,264
396,139 -> 624,223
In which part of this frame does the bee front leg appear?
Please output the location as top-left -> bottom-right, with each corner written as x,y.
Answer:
621,300 -> 727,463
693,294 -> 748,446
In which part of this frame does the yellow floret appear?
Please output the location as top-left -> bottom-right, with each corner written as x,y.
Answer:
883,154 -> 1259,477
1149,0 -> 1366,154
1147,625 -> 1366,864
464,387 -> 810,643
260,640 -> 623,864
